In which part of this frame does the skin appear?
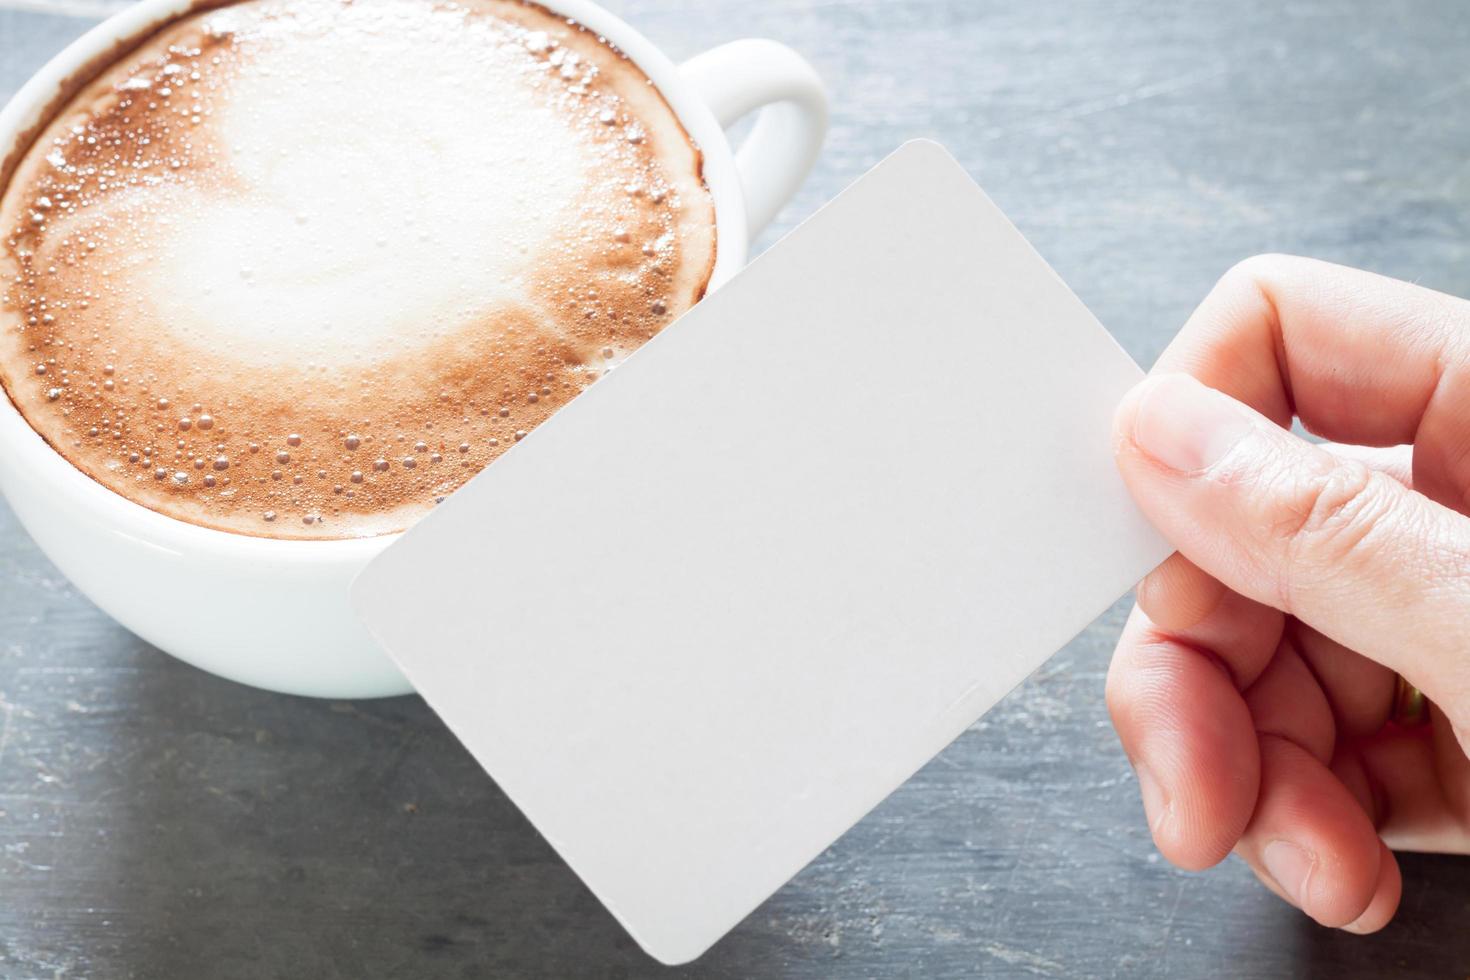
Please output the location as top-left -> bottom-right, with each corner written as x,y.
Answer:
1109,254 -> 1470,934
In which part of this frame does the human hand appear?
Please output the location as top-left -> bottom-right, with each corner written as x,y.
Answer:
1109,254 -> 1470,933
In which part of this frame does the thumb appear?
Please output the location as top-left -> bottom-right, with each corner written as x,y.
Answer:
1115,372 -> 1470,728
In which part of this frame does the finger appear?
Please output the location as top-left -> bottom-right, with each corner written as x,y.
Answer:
1351,718 -> 1470,854
1238,830 -> 1403,935
1136,441 -> 1408,717
1152,429 -> 1470,832
1115,372 -> 1470,729
1235,634 -> 1411,928
1323,443 -> 1413,490
1242,636 -> 1336,765
1134,554 -> 1283,690
1428,704 -> 1470,825
1236,735 -> 1383,928
1135,553 -> 1228,633
1329,748 -> 1381,825
1341,841 -> 1402,935
1108,606 -> 1259,869
1153,254 -> 1470,511
1292,622 -> 1395,740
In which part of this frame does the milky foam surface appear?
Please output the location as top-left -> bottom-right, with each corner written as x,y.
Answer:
0,0 -> 717,538
157,2 -> 590,362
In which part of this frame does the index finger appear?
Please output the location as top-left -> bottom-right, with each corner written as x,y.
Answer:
1155,254 -> 1470,511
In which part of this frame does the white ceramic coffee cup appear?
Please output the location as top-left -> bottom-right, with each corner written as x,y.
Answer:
0,0 -> 827,698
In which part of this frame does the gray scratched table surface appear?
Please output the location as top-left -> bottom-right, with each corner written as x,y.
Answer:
2,0 -> 1469,976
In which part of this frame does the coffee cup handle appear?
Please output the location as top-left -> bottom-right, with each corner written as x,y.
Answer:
679,40 -> 828,241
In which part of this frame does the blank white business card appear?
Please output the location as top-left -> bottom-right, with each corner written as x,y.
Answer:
352,140 -> 1170,965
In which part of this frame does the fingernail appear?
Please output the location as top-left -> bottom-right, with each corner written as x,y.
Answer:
1134,761 -> 1170,833
1262,839 -> 1317,910
1131,374 -> 1256,473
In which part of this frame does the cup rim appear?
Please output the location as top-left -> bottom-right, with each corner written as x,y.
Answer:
0,0 -> 747,561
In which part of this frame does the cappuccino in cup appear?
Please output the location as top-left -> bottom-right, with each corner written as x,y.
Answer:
0,0 -> 717,539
